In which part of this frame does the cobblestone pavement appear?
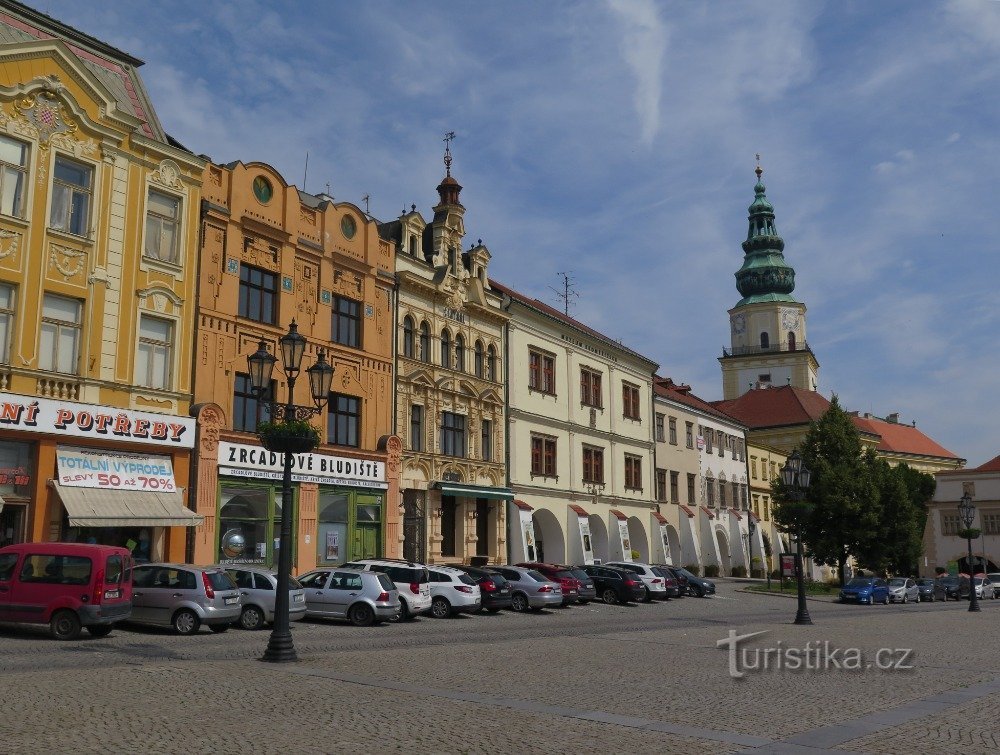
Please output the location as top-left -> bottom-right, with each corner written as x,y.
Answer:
2,581 -> 999,754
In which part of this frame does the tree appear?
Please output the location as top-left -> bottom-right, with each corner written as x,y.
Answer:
772,396 -> 879,586
858,458 -> 935,576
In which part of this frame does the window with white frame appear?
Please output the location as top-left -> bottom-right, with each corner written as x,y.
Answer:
0,283 -> 13,364
135,315 -> 173,389
144,190 -> 181,263
50,156 -> 92,236
941,513 -> 960,536
39,294 -> 81,374
0,135 -> 29,218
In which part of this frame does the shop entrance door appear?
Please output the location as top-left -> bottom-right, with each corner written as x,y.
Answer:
403,490 -> 425,564
0,503 -> 25,547
353,523 -> 380,561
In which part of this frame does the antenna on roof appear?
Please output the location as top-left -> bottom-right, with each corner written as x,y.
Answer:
303,151 -> 309,192
362,193 -> 370,215
549,272 -> 579,317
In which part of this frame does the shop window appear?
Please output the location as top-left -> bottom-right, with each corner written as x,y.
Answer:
135,314 -> 173,390
238,263 -> 277,324
476,499 -> 490,557
50,155 -> 92,236
144,189 -> 181,264
332,296 -> 361,348
0,134 -> 28,218
0,283 -> 14,365
441,412 -> 466,458
219,486 -> 287,567
317,491 -> 349,565
232,373 -> 274,432
328,393 -> 360,447
39,293 -> 81,374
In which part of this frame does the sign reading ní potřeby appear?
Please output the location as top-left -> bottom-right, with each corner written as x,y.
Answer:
0,393 -> 195,448
56,446 -> 178,492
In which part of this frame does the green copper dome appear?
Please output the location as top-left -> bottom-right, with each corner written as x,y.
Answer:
734,168 -> 797,306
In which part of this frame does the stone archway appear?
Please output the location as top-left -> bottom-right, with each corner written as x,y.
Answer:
588,515 -> 609,564
627,516 -> 649,562
715,527 -> 732,575
665,525 -> 682,566
531,509 -> 565,565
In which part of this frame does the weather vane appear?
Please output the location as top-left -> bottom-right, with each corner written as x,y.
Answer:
755,152 -> 763,180
443,131 -> 456,176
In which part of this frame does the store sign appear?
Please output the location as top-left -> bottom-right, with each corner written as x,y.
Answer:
0,466 -> 29,486
56,446 -> 177,491
780,553 -> 798,577
218,442 -> 387,488
0,393 -> 194,448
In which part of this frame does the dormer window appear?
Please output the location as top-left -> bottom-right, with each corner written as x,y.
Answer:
409,234 -> 418,256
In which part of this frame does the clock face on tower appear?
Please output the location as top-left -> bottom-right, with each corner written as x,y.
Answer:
780,308 -> 798,331
731,313 -> 746,335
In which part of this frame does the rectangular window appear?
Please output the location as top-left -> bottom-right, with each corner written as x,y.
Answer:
135,315 -> 173,390
762,495 -> 770,521
732,481 -> 741,509
687,473 -> 696,505
655,413 -> 665,442
983,513 -> 1000,536
706,478 -> 716,507
232,373 -> 273,432
622,382 -> 641,420
751,457 -> 758,479
332,296 -> 362,348
481,419 -> 493,462
580,367 -> 602,408
238,263 -> 277,324
669,471 -> 680,503
0,135 -> 28,218
655,469 -> 667,501
530,434 -> 557,477
685,422 -> 694,448
528,349 -> 555,394
144,190 -> 181,263
0,283 -> 14,364
719,480 -> 727,508
441,412 -> 466,457
761,461 -> 769,481
717,430 -> 725,457
50,156 -> 92,236
582,446 -> 604,484
39,293 -> 81,374
328,393 -> 360,447
624,454 -> 642,490
704,428 -> 713,454
942,513 -> 961,536
668,417 -> 677,445
410,404 -> 423,452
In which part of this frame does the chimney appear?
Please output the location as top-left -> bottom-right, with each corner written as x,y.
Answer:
886,413 -> 899,424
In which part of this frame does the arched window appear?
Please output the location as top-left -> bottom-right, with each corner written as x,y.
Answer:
419,322 -> 430,363
474,340 -> 484,378
440,329 -> 451,369
402,316 -> 415,358
787,332 -> 796,351
454,334 -> 465,372
486,344 -> 497,381
760,332 -> 770,350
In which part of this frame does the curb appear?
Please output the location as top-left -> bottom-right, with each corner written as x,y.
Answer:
735,587 -> 839,603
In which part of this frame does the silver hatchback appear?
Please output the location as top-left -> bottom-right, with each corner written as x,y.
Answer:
216,565 -> 306,630
298,568 -> 400,626
491,566 -> 563,611
130,564 -> 241,635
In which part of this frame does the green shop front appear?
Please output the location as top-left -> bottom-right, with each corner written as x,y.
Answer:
215,441 -> 388,572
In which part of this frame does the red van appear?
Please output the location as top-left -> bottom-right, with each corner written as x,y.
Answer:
0,543 -> 133,640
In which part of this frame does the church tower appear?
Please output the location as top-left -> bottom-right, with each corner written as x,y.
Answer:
719,163 -> 819,399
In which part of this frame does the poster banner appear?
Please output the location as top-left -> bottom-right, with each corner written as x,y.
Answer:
56,446 -> 176,492
579,517 -> 594,565
780,553 -> 797,577
326,530 -> 340,561
519,507 -> 536,562
658,523 -> 672,565
618,519 -> 632,562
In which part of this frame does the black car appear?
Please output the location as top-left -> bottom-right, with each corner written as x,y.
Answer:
674,566 -> 715,597
654,565 -> 687,598
651,566 -> 682,598
577,565 -> 645,605
452,565 -> 513,612
935,575 -> 962,600
915,577 -> 937,602
568,567 -> 597,603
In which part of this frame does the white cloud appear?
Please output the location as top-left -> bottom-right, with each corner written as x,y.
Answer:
605,0 -> 667,146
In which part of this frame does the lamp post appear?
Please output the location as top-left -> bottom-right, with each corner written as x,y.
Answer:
747,513 -> 756,577
247,321 -> 334,662
780,451 -> 812,625
958,492 -> 981,613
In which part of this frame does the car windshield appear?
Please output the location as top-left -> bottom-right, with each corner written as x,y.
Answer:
526,570 -> 548,582
208,571 -> 236,591
889,578 -> 906,586
846,579 -> 873,587
288,576 -> 303,590
570,569 -> 590,582
458,574 -> 477,586
676,568 -> 696,579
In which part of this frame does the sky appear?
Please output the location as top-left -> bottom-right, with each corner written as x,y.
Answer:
42,0 -> 1000,466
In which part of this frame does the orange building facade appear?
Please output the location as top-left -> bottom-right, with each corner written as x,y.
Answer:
190,161 -> 401,574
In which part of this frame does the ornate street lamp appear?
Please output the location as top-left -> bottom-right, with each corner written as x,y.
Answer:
780,450 -> 812,625
248,321 -> 335,662
958,493 -> 981,613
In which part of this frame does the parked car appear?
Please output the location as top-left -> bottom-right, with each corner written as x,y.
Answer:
297,568 -> 399,626
427,566 -> 482,618
130,564 -> 240,634
887,578 -> 919,603
674,566 -> 715,597
342,559 -> 432,620
915,578 -> 937,602
576,564 -> 645,605
515,562 -> 580,605
654,564 -> 687,597
651,566 -> 682,598
568,567 -> 597,603
606,561 -> 668,601
839,577 -> 889,605
216,565 -> 306,630
489,566 -> 563,611
452,565 -> 513,612
0,542 -> 132,640
935,575 -> 962,601
987,572 -> 1000,589
971,576 -> 996,600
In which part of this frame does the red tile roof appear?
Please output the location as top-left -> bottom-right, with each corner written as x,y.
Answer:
712,385 -> 834,429
609,509 -> 628,520
655,376 -> 744,425
652,511 -> 668,525
976,455 -> 1000,473
700,506 -> 715,519
680,505 -> 696,519
851,415 -> 960,460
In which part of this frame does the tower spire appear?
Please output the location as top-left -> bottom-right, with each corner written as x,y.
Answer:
733,162 -> 796,306
436,131 -> 463,207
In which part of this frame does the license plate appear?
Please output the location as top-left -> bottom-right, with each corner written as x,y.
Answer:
293,594 -> 304,602
567,590 -> 577,595
104,590 -> 120,600
500,588 -> 510,593
224,596 -> 239,605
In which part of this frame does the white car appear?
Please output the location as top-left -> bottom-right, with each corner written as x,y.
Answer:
973,576 -> 996,600
427,566 -> 482,618
606,561 -> 668,601
342,559 -> 432,620
887,578 -> 919,603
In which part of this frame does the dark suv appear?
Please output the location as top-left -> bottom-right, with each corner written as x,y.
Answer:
516,562 -> 579,605
452,565 -> 513,612
577,564 -> 645,605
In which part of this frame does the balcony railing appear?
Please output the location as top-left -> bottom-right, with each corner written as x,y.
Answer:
37,376 -> 81,400
722,341 -> 812,357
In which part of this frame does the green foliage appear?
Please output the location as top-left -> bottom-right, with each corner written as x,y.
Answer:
731,565 -> 747,578
630,549 -> 641,560
256,419 -> 320,453
704,564 -> 720,578
761,532 -> 772,557
958,528 -> 982,540
683,563 -> 701,576
256,419 -> 320,439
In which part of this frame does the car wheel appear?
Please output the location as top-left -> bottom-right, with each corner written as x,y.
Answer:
239,605 -> 266,631
431,597 -> 452,619
696,586 -> 706,598
602,588 -> 618,605
209,623 -> 229,634
395,598 -> 411,622
902,594 -> 907,604
87,624 -> 113,638
642,587 -> 652,603
883,594 -> 889,605
916,594 -> 921,603
486,607 -> 501,614
511,592 -> 529,612
172,609 -> 201,635
49,610 -> 82,641
349,603 -> 375,627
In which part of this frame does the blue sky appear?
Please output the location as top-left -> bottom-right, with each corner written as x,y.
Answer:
46,0 -> 999,466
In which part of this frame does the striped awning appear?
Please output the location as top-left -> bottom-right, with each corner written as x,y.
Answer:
52,483 -> 203,528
